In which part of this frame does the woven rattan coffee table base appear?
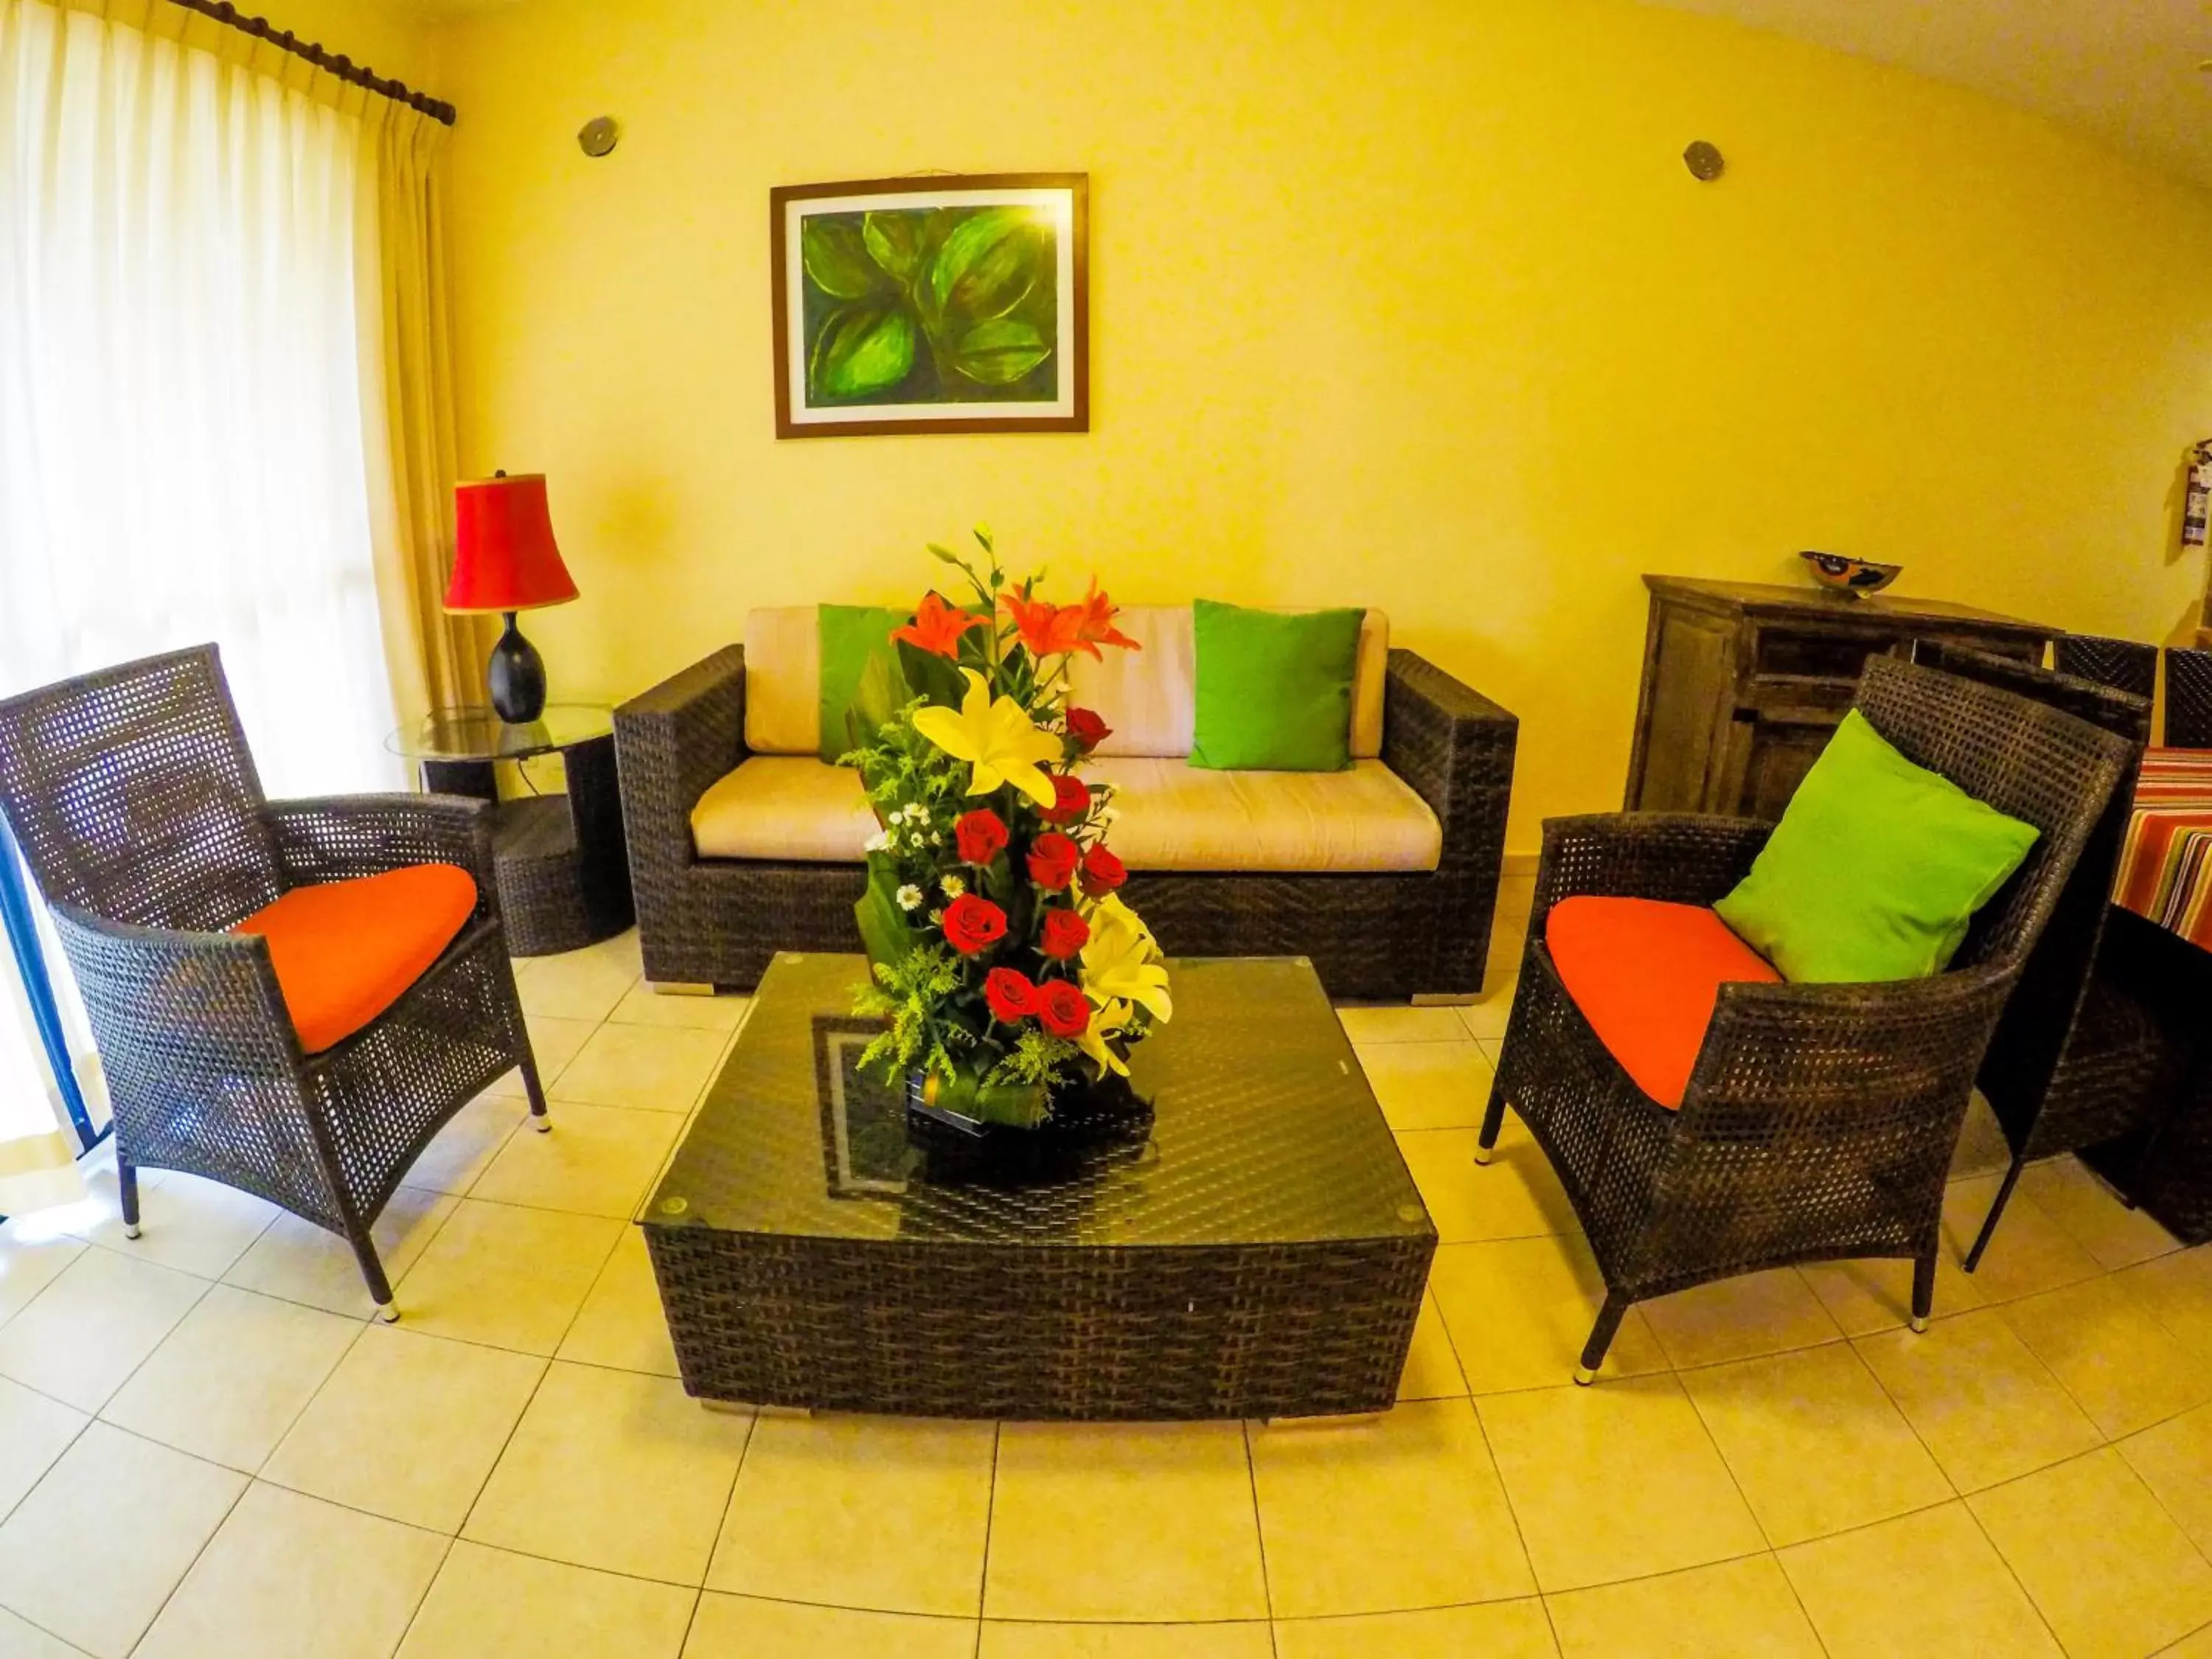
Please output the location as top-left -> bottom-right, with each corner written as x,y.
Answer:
640,954 -> 1436,1421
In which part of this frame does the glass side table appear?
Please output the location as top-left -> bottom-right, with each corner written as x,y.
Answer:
386,704 -> 633,956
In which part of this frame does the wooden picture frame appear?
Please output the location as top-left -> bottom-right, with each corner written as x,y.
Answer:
770,173 -> 1088,438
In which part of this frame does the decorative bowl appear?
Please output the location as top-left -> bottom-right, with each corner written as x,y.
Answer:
1799,550 -> 1901,598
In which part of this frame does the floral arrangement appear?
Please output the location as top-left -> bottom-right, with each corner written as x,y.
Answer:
845,528 -> 1172,1128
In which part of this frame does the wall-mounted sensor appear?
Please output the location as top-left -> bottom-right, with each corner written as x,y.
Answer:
579,116 -> 620,158
1683,140 -> 1725,181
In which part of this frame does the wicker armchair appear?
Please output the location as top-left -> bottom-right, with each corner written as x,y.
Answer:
614,644 -> 1517,1000
1481,655 -> 2132,1381
0,647 -> 545,1319
2166,646 -> 2212,748
1912,645 -> 2183,1269
2052,634 -> 2157,700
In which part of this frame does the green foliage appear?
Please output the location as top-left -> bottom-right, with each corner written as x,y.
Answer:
987,1028 -> 1079,1089
800,206 -> 1057,408
855,945 -> 969,1083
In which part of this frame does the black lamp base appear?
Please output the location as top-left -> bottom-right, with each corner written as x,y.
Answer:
487,611 -> 548,724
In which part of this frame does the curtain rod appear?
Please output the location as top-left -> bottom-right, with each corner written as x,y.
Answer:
162,0 -> 456,125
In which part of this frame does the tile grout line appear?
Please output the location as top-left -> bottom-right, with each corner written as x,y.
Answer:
108,1415 -> 254,1658
1237,1419 -> 1279,1653
974,1422 -> 1001,1640
376,1531 -> 457,1659
1456,1395 -> 1560,1655
1953,1478 -> 2077,1656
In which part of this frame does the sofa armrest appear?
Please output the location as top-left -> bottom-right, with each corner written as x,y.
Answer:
614,646 -> 747,880
1382,649 -> 1517,879
1530,813 -> 1773,930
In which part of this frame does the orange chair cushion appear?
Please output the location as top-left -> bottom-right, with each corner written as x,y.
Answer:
1545,895 -> 1780,1109
232,865 -> 479,1054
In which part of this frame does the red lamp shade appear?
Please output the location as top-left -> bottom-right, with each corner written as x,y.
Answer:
445,473 -> 579,614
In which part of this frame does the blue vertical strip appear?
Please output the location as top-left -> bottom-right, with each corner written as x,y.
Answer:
0,816 -> 94,1147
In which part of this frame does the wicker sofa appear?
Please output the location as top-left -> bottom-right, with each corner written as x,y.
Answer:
613,605 -> 1517,1000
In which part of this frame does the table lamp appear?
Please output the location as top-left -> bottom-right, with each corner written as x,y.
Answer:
446,471 -> 579,724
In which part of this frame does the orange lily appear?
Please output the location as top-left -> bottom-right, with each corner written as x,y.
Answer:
1073,578 -> 1139,652
892,591 -> 988,658
1002,588 -> 1088,658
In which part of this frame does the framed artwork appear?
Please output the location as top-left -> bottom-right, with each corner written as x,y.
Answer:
771,173 -> 1088,437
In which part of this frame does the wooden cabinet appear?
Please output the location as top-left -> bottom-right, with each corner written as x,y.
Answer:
1626,577 -> 2056,820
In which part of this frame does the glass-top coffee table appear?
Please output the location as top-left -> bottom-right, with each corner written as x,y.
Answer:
639,953 -> 1436,1420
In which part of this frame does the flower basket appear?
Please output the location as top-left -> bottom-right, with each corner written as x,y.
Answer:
845,528 -> 1172,1133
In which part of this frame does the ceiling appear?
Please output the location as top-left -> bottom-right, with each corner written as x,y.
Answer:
1647,0 -> 2212,189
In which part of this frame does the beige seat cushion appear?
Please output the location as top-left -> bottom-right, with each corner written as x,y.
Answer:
689,752 -> 1440,872
1065,605 -> 1389,760
691,757 -> 877,862
1086,756 -> 1440,872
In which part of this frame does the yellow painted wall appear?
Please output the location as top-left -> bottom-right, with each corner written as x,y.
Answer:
428,0 -> 2212,847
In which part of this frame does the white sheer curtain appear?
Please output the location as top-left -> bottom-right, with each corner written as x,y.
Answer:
0,0 -> 403,1214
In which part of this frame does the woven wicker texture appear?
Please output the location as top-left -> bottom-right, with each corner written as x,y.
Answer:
1906,646 -> 2179,1267
642,954 -> 1434,1418
612,646 -> 1517,1001
1486,654 -> 2133,1371
2167,646 -> 2212,749
2079,908 -> 2212,1246
0,646 -> 543,1306
2053,634 -> 2158,700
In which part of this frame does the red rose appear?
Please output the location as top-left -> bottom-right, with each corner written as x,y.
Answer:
1080,846 -> 1127,897
1038,906 -> 1091,961
941,894 -> 1007,955
1040,773 -> 1091,825
1034,978 -> 1091,1038
1027,832 -> 1080,891
955,809 -> 1009,865
1065,707 -> 1111,751
984,967 -> 1037,1023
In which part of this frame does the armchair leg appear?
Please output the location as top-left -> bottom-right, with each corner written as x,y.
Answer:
118,1159 -> 141,1240
1961,1153 -> 2025,1275
518,1046 -> 551,1133
496,949 -> 552,1134
1910,1252 -> 1937,1335
1575,1291 -> 1631,1385
1475,1081 -> 1508,1166
348,1228 -> 399,1323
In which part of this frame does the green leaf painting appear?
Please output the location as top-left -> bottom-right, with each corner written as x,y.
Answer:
800,205 -> 1059,408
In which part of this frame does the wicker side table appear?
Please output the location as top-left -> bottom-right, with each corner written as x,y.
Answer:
388,705 -> 633,956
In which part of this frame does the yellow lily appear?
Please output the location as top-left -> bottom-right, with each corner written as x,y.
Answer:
1076,997 -> 1135,1079
1079,894 -> 1172,1023
911,668 -> 1062,809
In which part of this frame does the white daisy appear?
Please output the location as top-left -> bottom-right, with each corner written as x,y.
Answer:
909,832 -> 925,848
941,874 -> 967,900
896,884 -> 924,911
863,829 -> 893,853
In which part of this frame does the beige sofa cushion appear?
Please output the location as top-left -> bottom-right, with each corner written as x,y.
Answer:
688,752 -> 1440,872
692,756 -> 878,862
1085,756 -> 1439,872
743,606 -> 821,755
1065,605 -> 1388,761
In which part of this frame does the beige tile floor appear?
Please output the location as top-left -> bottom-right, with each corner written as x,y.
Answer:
1,891 -> 2209,1657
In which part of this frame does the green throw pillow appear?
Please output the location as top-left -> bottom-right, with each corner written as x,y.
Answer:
1713,709 -> 2040,983
818,604 -> 908,765
1189,600 -> 1363,771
